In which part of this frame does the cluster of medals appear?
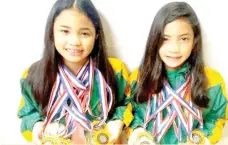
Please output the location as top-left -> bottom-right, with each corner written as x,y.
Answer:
135,76 -> 205,144
41,59 -> 113,145
41,121 -> 111,145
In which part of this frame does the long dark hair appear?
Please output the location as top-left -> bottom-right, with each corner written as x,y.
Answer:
135,2 -> 209,108
24,0 -> 117,116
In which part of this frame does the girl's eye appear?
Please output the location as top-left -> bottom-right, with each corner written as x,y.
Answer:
81,32 -> 90,36
163,37 -> 169,41
181,37 -> 189,41
60,30 -> 69,34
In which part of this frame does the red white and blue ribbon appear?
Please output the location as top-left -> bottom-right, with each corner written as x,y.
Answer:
144,76 -> 203,142
43,58 -> 113,137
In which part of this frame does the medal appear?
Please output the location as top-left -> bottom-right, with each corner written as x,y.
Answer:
41,136 -> 71,145
41,136 -> 58,145
187,129 -> 205,144
86,121 -> 110,145
135,131 -> 155,145
41,122 -> 71,145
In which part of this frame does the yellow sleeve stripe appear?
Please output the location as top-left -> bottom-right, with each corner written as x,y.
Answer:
22,68 -> 29,79
129,68 -> 139,84
18,97 -> 25,113
22,130 -> 33,142
108,58 -> 129,81
205,67 -> 228,99
208,119 -> 226,144
123,103 -> 134,127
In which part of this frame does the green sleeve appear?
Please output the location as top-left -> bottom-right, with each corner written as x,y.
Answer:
128,78 -> 147,129
201,84 -> 228,144
130,103 -> 147,129
109,58 -> 133,127
123,68 -> 142,130
17,77 -> 44,141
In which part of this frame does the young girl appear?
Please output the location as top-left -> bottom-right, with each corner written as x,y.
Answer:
128,2 -> 228,145
17,0 -> 133,144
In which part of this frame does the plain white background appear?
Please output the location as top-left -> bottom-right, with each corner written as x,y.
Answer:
0,0 -> 228,144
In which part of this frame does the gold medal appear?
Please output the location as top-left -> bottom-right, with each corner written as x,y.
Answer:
86,120 -> 110,145
59,137 -> 72,145
42,136 -> 71,145
42,122 -> 71,145
187,129 -> 205,144
41,136 -> 58,145
136,131 -> 155,145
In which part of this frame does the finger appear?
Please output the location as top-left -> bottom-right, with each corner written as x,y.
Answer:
33,130 -> 42,145
33,138 -> 42,145
109,135 -> 117,143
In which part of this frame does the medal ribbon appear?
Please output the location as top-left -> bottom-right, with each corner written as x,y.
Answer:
144,76 -> 203,142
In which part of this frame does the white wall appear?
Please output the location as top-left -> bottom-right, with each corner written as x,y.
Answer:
0,0 -> 228,144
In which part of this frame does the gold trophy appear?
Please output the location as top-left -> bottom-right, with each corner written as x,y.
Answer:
86,120 -> 111,145
41,122 -> 71,145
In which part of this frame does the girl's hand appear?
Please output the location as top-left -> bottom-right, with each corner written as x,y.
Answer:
32,121 -> 44,145
107,120 -> 124,143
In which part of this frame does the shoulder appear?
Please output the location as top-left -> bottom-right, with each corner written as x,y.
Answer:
204,66 -> 227,100
21,68 -> 30,79
130,68 -> 140,84
108,57 -> 128,80
204,66 -> 225,88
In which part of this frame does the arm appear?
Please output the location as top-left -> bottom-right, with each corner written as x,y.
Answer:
201,70 -> 228,144
109,58 -> 133,127
125,68 -> 148,140
17,69 -> 44,141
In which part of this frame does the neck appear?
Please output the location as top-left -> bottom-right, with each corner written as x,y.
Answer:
63,58 -> 89,76
165,65 -> 182,71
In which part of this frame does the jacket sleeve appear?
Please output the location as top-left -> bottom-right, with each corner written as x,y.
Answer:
17,69 -> 44,141
125,68 -> 149,139
201,69 -> 228,144
109,58 -> 133,127
128,68 -> 150,130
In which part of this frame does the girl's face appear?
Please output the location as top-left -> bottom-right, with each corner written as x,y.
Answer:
159,18 -> 194,70
53,8 -> 96,67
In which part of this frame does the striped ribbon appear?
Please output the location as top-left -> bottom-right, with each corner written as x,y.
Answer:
43,58 -> 113,138
144,76 -> 203,142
